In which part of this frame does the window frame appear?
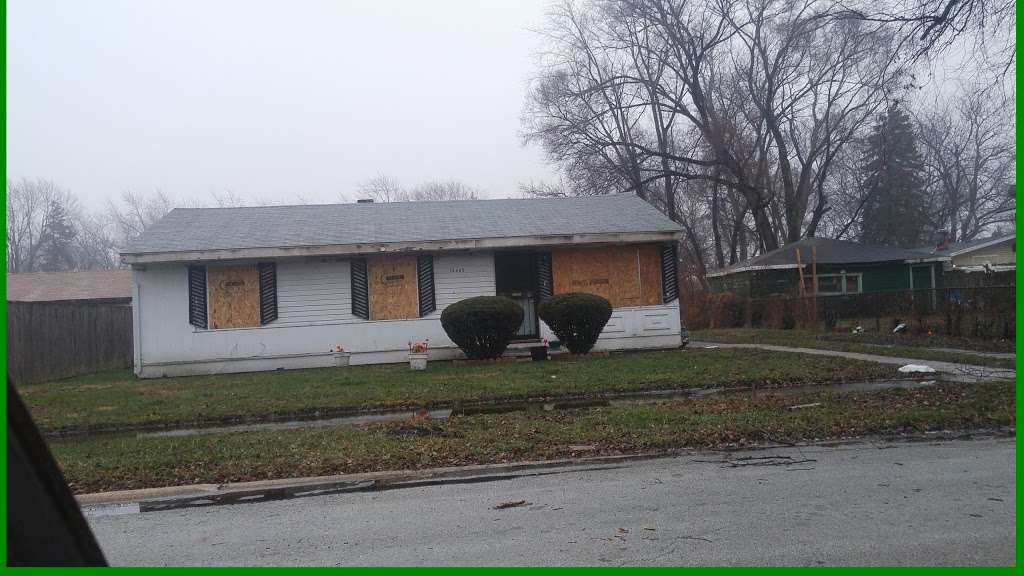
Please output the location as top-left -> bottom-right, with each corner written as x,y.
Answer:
804,272 -> 863,296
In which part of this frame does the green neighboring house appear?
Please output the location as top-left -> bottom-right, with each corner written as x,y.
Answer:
707,237 -> 945,298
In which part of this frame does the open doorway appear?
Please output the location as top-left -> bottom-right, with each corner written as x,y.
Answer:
494,251 -> 539,340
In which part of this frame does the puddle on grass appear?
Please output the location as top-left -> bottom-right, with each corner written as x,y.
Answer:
137,378 -> 940,440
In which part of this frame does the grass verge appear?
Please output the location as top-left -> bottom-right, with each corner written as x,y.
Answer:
51,381 -> 1014,494
690,329 -> 1015,370
19,348 -> 896,433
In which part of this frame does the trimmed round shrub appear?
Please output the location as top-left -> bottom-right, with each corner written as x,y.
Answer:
440,296 -> 524,359
537,292 -> 613,354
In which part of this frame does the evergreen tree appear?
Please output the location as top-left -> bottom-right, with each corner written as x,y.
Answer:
859,106 -> 930,247
37,199 -> 78,271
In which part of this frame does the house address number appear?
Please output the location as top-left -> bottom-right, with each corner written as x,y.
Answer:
449,267 -> 465,273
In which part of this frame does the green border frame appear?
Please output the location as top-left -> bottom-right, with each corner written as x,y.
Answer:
0,0 -> 1019,570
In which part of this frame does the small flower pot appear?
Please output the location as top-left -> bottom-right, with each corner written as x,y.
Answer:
408,352 -> 429,370
530,345 -> 548,361
333,352 -> 351,367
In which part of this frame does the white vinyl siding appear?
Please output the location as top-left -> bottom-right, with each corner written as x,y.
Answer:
276,259 -> 354,326
431,253 -> 496,312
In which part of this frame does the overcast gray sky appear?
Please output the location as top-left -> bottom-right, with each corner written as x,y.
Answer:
7,0 -> 559,209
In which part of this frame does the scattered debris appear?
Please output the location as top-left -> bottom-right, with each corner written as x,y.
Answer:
898,364 -> 937,374
969,513 -> 984,518
389,423 -> 460,438
788,402 -> 823,410
703,345 -> 720,349
696,455 -> 817,468
852,326 -> 864,334
987,497 -> 1004,502
569,444 -> 598,452
893,323 -> 908,334
493,500 -> 530,510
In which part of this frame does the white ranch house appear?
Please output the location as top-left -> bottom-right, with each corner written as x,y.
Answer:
122,193 -> 683,377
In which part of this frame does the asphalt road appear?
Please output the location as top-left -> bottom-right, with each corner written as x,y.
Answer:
87,437 -> 1016,566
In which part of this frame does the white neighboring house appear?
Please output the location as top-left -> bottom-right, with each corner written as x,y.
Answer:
122,193 -> 684,378
933,233 -> 1016,273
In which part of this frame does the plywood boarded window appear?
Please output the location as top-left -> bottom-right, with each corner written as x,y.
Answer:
638,244 -> 663,305
552,244 -> 663,308
368,254 -> 419,320
207,265 -> 261,329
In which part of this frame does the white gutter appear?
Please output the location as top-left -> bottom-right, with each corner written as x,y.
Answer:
708,256 -> 948,278
950,264 -> 1016,273
121,231 -> 682,265
706,264 -> 800,277
903,256 -> 949,264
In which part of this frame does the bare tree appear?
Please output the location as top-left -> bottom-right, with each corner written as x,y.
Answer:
6,179 -> 77,272
723,0 -> 906,241
7,179 -> 121,271
407,180 -> 481,201
837,0 -> 1015,77
354,175 -> 482,202
523,0 -> 912,263
915,83 -> 1015,241
354,174 -> 406,203
105,190 -> 173,249
519,179 -> 571,197
73,213 -> 118,270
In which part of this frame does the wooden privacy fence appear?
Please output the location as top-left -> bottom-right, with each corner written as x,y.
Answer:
7,301 -> 133,384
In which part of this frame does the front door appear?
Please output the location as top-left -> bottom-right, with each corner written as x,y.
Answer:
494,251 -> 539,339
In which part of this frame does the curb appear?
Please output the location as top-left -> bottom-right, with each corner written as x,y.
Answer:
77,428 -> 1014,512
77,452 -> 668,511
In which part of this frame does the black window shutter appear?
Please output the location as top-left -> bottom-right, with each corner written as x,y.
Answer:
258,262 -> 277,325
535,252 -> 553,301
187,265 -> 207,329
350,258 -> 369,320
661,243 -> 679,303
417,255 -> 436,317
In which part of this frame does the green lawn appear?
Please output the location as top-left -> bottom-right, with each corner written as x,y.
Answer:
20,348 -> 897,433
52,381 -> 1014,494
690,329 -> 1015,370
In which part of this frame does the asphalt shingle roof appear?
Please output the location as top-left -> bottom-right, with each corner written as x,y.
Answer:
122,193 -> 681,256
931,233 -> 1015,257
7,270 -> 133,302
713,237 -> 934,275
